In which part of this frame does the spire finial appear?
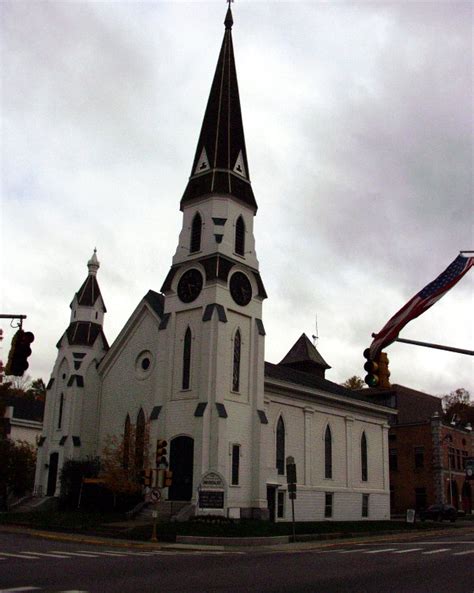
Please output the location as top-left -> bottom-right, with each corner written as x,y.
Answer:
225,0 -> 233,29
87,248 -> 100,276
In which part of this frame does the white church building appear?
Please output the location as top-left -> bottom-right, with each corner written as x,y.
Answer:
35,7 -> 394,522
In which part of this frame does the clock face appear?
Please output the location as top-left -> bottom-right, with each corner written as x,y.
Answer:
177,268 -> 203,303
230,272 -> 252,306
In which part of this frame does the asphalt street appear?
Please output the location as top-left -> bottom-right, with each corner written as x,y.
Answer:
0,529 -> 473,593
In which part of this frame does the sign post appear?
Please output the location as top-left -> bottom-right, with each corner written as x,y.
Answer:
286,456 -> 297,543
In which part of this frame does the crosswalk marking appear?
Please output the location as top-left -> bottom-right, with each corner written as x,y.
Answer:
364,548 -> 397,554
0,588 -> 41,592
422,548 -> 451,555
392,548 -> 422,554
0,553 -> 40,560
20,552 -> 71,559
453,550 -> 474,556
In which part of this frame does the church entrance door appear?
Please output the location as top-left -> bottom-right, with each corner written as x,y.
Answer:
168,436 -> 194,501
46,452 -> 59,496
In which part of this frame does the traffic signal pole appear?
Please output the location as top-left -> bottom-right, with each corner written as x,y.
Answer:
393,337 -> 474,356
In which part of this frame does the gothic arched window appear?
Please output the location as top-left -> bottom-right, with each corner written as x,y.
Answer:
361,432 -> 368,482
57,393 -> 64,429
235,216 -> 245,255
123,414 -> 131,469
276,416 -> 285,475
182,327 -> 192,390
232,330 -> 241,391
190,212 -> 202,253
325,425 -> 333,479
135,408 -> 145,469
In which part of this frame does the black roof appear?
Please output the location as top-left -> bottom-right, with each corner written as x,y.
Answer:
75,275 -> 104,309
3,395 -> 44,422
60,322 -> 109,349
144,290 -> 165,318
280,334 -> 331,370
181,7 -> 257,211
265,362 -> 394,409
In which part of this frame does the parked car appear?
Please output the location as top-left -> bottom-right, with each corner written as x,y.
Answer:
419,504 -> 457,522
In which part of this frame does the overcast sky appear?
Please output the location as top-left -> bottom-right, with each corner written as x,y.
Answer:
1,0 -> 473,398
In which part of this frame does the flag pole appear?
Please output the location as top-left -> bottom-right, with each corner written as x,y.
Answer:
460,250 -> 474,254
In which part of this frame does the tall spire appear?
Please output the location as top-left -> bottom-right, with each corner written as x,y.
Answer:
181,6 -> 257,211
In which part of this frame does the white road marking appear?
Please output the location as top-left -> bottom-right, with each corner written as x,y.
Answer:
453,550 -> 474,556
422,548 -> 451,555
0,553 -> 40,560
49,551 -> 99,558
338,549 -> 363,553
0,588 -> 41,592
76,550 -> 128,557
392,548 -> 423,554
364,548 -> 397,554
20,551 -> 70,559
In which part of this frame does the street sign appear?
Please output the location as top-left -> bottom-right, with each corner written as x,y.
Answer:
150,489 -> 161,503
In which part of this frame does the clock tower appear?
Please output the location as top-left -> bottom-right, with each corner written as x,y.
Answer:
155,6 -> 268,517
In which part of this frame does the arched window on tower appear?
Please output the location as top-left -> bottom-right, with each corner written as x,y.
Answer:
123,414 -> 131,469
232,329 -> 241,391
361,432 -> 368,482
276,416 -> 285,475
325,425 -> 333,479
57,393 -> 64,429
182,327 -> 192,390
135,409 -> 145,469
190,212 -> 202,253
235,216 -> 245,255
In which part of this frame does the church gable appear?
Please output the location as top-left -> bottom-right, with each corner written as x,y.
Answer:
99,293 -> 163,379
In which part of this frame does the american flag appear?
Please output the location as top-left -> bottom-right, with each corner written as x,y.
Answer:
369,254 -> 474,359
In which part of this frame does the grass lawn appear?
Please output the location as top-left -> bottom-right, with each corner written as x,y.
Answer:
0,510 -> 458,541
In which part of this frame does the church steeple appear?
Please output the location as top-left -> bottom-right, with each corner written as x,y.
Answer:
181,6 -> 257,211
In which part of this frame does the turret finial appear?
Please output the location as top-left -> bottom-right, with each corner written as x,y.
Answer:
87,248 -> 100,276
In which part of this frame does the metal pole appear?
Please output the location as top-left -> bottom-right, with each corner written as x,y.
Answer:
151,503 -> 158,542
291,497 -> 296,543
394,337 -> 474,356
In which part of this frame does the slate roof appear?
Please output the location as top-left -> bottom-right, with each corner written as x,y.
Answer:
60,322 -> 109,349
278,334 -> 331,378
265,362 -> 395,409
144,290 -> 165,318
3,395 -> 44,422
181,7 -> 257,211
75,275 -> 105,310
387,384 -> 442,424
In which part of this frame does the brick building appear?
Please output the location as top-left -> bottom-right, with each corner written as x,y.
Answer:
386,385 -> 473,514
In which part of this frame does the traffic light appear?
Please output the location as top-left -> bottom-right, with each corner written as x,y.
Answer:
164,470 -> 173,487
5,329 -> 35,377
139,469 -> 152,488
363,349 -> 391,389
156,439 -> 168,468
363,348 -> 379,388
378,352 -> 391,389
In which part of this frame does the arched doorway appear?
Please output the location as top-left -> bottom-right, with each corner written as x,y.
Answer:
168,436 -> 194,501
46,452 -> 59,496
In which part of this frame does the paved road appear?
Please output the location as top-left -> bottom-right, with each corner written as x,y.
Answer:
0,530 -> 473,593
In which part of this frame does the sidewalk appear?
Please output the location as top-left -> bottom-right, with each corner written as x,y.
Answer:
1,521 -> 473,553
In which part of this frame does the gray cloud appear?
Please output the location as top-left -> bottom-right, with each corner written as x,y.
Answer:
1,1 -> 472,396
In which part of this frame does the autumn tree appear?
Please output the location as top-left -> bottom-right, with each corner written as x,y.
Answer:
342,376 -> 366,390
441,388 -> 473,425
0,439 -> 36,510
99,419 -> 151,502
